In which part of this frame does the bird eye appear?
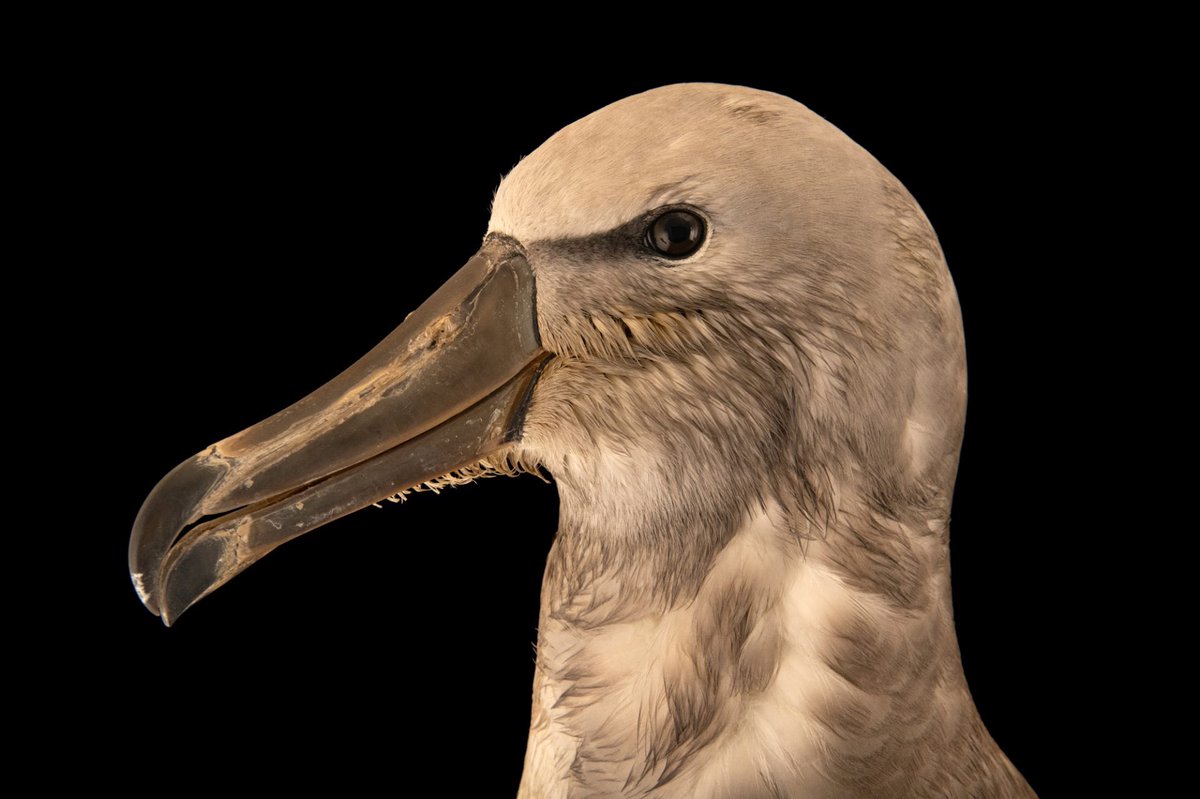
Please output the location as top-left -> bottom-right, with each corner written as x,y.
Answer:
646,210 -> 705,258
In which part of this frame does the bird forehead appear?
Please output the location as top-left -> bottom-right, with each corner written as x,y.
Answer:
488,83 -> 811,242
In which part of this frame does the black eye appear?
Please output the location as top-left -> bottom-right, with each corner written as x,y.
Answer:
646,210 -> 705,258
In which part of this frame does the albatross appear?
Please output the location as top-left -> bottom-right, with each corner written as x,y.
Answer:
130,83 -> 1035,798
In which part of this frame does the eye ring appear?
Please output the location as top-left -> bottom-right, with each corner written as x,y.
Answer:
645,209 -> 706,259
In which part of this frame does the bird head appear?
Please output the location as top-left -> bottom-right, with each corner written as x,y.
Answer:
130,83 -> 965,624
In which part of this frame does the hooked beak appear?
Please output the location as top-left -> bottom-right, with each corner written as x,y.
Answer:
130,237 -> 548,625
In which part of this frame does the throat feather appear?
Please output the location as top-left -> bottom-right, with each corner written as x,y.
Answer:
523,499 -> 969,798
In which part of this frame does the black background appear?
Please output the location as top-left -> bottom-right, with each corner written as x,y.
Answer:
54,40 -> 1096,796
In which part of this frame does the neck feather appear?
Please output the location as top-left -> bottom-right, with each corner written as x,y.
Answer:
518,464 -> 1028,798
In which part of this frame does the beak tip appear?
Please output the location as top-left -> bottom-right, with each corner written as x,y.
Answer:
158,596 -> 188,628
130,452 -> 229,621
131,570 -> 161,617
157,534 -> 228,628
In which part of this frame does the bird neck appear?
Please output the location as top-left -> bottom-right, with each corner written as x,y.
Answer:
521,465 -> 1024,797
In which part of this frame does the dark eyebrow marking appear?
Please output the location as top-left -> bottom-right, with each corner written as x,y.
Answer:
530,204 -> 707,263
